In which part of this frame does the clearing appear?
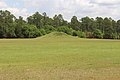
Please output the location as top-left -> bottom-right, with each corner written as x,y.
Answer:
0,32 -> 120,80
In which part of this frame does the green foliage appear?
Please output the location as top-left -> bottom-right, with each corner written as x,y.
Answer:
1,10 -> 120,39
73,30 -> 86,38
39,29 -> 46,35
57,26 -> 73,35
93,29 -> 103,39
43,25 -> 56,34
15,16 -> 40,38
0,10 -> 16,38
53,14 -> 67,27
81,16 -> 95,32
6,26 -> 16,38
27,12 -> 43,28
70,16 -> 80,30
21,24 -> 40,38
103,18 -> 114,39
112,33 -> 118,39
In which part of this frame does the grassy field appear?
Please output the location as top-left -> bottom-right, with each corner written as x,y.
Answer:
0,32 -> 120,80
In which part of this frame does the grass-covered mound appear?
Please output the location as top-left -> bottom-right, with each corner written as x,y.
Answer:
36,32 -> 79,40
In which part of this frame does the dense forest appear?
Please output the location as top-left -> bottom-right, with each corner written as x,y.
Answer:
0,10 -> 120,39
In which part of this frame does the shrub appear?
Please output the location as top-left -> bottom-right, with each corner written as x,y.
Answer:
73,30 -> 86,38
93,29 -> 103,39
21,24 -> 40,38
112,33 -> 118,39
39,29 -> 46,35
43,25 -> 56,34
57,26 -> 73,35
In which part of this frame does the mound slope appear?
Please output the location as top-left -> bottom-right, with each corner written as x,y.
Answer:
36,32 -> 78,39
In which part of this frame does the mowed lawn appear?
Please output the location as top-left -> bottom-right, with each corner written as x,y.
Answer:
0,32 -> 120,80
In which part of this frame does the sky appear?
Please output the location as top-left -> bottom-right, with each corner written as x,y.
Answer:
0,0 -> 120,21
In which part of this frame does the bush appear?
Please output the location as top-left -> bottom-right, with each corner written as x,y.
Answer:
118,34 -> 120,39
93,29 -> 103,39
112,33 -> 118,39
57,26 -> 73,35
21,24 -> 40,38
43,25 -> 56,34
73,30 -> 86,38
39,28 -> 46,35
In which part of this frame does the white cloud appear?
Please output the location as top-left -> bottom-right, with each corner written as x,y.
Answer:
4,8 -> 29,19
91,0 -> 120,5
0,1 -> 7,8
0,1 -> 29,19
1,0 -> 120,20
22,0 -> 120,20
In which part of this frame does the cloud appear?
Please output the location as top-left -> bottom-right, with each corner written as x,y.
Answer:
0,0 -> 120,20
4,8 -> 29,19
91,0 -> 120,5
23,0 -> 92,20
0,1 -> 29,19
0,1 -> 7,8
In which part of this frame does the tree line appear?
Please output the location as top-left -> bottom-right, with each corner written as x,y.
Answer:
0,10 -> 120,39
